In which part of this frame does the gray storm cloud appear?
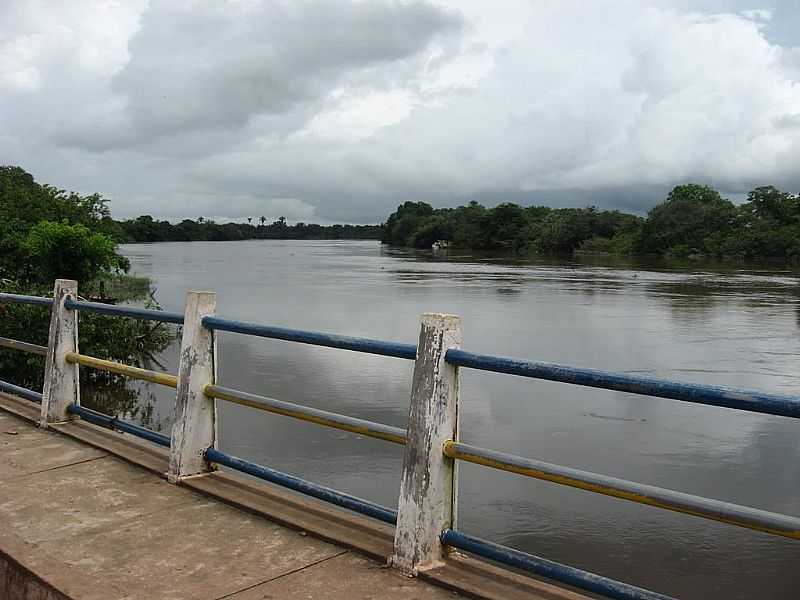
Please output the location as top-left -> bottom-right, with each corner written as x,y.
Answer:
110,0 -> 463,142
1,0 -> 798,223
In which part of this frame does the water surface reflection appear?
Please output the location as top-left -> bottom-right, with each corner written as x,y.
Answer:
109,240 -> 800,600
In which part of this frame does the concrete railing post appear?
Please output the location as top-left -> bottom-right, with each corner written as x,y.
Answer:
169,291 -> 217,481
41,279 -> 79,427
392,313 -> 462,575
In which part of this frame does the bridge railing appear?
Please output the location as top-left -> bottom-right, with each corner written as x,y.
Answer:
2,278 -> 799,600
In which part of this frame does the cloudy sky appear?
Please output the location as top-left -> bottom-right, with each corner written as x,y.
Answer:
2,1 -> 799,224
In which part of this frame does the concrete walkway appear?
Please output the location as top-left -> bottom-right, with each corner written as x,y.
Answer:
0,393 -> 588,600
0,408 -> 461,600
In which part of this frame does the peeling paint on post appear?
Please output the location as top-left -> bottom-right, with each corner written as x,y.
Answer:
169,291 -> 217,481
392,313 -> 461,575
41,280 -> 79,427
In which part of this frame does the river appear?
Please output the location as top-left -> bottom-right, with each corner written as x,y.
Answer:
106,240 -> 800,600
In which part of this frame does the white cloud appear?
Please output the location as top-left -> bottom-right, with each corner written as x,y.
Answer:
298,90 -> 416,142
1,0 -> 799,223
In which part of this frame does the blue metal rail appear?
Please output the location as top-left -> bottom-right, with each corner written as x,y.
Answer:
0,293 -> 53,307
205,448 -> 398,524
0,379 -> 43,403
447,349 -> 800,419
202,316 -> 417,360
67,404 -> 171,448
64,299 -> 184,324
441,530 -> 676,600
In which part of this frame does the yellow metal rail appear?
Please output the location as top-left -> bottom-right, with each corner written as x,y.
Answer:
205,384 -> 407,445
0,336 -> 47,356
443,440 -> 800,540
65,352 -> 178,388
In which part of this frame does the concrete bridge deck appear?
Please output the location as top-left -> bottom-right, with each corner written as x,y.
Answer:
0,393 -> 585,600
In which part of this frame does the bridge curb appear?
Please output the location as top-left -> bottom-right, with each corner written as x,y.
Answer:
0,525 -> 73,600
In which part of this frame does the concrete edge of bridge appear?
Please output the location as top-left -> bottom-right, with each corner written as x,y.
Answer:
0,395 -> 122,600
0,523 -> 73,600
0,392 -> 589,600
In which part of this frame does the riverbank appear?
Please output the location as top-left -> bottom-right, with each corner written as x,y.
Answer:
382,185 -> 800,262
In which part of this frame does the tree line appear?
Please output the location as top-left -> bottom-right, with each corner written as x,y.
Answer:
382,184 -> 800,261
115,215 -> 381,243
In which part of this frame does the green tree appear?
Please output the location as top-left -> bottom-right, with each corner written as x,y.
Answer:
637,184 -> 737,256
483,203 -> 527,249
724,186 -> 800,259
382,201 -> 435,245
22,221 -> 122,283
537,208 -> 597,254
409,215 -> 452,248
744,186 -> 800,224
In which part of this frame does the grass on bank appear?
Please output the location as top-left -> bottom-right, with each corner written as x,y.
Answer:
86,272 -> 152,302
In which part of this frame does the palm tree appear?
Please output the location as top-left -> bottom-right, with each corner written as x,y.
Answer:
247,217 -> 252,225
259,216 -> 266,226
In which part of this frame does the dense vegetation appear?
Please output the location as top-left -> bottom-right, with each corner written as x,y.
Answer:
382,184 -> 800,261
0,166 -> 172,422
116,215 -> 381,243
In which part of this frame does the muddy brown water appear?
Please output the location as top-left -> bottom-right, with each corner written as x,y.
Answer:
104,240 -> 800,600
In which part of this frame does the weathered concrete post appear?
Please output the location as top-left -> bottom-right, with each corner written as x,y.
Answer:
392,313 -> 462,575
41,279 -> 79,427
169,291 -> 217,481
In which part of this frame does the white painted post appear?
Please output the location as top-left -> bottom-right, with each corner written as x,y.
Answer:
41,279 -> 79,427
392,313 -> 462,575
169,291 -> 217,481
